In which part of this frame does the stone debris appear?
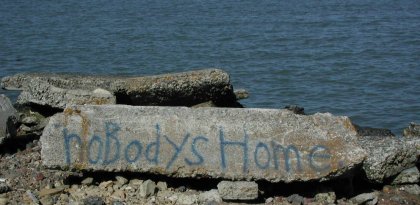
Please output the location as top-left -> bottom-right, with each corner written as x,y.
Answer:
0,95 -> 17,145
314,191 -> 336,204
41,105 -> 366,183
350,192 -> 378,205
217,181 -> 258,200
358,136 -> 420,183
115,176 -> 128,186
81,177 -> 94,185
391,166 -> 420,185
284,105 -> 305,115
287,194 -> 305,205
139,179 -> 156,198
403,122 -> 420,137
156,181 -> 168,191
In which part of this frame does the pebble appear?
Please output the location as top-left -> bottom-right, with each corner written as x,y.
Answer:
129,179 -> 143,186
81,177 -> 94,185
287,194 -> 304,205
98,181 -> 113,189
139,180 -> 156,198
115,176 -> 128,186
156,181 -> 168,191
83,196 -> 105,205
198,189 -> 222,204
314,191 -> 336,204
350,192 -> 378,205
391,167 -> 420,185
22,116 -> 38,125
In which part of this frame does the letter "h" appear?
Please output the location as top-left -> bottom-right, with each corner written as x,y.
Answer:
219,127 -> 249,173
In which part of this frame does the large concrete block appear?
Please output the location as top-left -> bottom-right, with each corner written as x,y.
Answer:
0,95 -> 17,144
41,105 -> 366,182
2,69 -> 238,107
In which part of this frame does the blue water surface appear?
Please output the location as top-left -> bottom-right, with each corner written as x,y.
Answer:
1,0 -> 419,134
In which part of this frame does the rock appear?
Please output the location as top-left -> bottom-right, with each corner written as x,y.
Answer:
314,192 -> 336,204
198,189 -> 222,204
98,181 -> 113,189
156,181 -> 168,191
358,136 -> 420,183
391,167 -> 420,185
403,122 -> 420,137
217,181 -> 258,201
175,186 -> 187,192
82,196 -> 105,205
355,124 -> 395,137
39,196 -> 54,205
26,190 -> 40,205
284,105 -> 305,115
0,184 -> 9,194
2,69 -> 239,107
41,105 -> 366,183
21,116 -> 39,126
129,179 -> 143,186
0,94 -> 17,144
178,194 -> 198,205
81,177 -> 94,185
400,184 -> 420,195
39,186 -> 68,197
17,79 -> 116,109
139,179 -> 156,198
115,176 -> 128,186
110,190 -> 125,201
0,197 -> 7,205
234,89 -> 249,100
350,192 -> 378,205
287,194 -> 304,205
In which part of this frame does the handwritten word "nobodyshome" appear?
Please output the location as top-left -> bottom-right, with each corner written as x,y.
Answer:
63,122 -> 332,173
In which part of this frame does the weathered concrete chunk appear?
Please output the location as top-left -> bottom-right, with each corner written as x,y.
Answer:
41,105 -> 366,182
358,136 -> 420,183
2,69 -> 239,107
0,94 -> 17,144
16,79 -> 116,109
217,181 -> 258,201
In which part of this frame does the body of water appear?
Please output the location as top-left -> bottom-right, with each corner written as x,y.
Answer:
1,0 -> 419,135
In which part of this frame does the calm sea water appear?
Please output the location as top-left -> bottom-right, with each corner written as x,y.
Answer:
1,0 -> 419,135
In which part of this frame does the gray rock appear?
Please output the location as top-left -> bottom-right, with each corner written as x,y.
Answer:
115,176 -> 128,186
400,184 -> 420,195
16,79 -> 116,109
139,180 -> 156,198
156,181 -> 168,191
358,136 -> 420,183
198,189 -> 222,204
41,105 -> 366,183
314,192 -> 336,204
287,194 -> 304,205
217,181 -> 258,200
355,125 -> 394,137
350,192 -> 378,205
403,122 -> 420,137
83,196 -> 105,205
284,105 -> 305,115
21,116 -> 39,126
234,89 -> 249,100
0,197 -> 7,205
191,101 -> 217,108
81,177 -> 94,185
391,167 -> 420,185
2,69 -> 239,107
0,95 -> 17,144
177,193 -> 198,205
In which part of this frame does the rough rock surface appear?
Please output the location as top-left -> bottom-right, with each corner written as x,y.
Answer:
1,69 -> 239,107
16,79 -> 116,109
41,105 -> 366,183
217,181 -> 258,200
403,122 -> 420,137
0,95 -> 17,144
354,125 -> 395,137
358,136 -> 420,183
391,167 -> 420,185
